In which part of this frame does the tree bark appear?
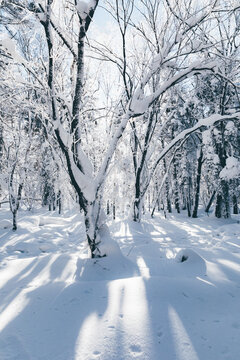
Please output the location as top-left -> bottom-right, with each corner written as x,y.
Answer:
233,194 -> 238,214
215,180 -> 230,218
173,162 -> 180,213
192,148 -> 204,218
205,190 -> 216,213
12,210 -> 17,231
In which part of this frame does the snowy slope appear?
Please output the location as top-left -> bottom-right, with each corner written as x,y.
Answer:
0,208 -> 240,360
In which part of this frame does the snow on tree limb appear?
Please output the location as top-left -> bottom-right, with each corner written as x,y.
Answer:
130,61 -> 218,116
144,112 -> 240,196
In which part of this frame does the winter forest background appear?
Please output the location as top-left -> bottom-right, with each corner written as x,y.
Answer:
0,1 -> 240,359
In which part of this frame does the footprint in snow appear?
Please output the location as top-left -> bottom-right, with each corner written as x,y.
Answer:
130,344 -> 142,353
92,350 -> 101,356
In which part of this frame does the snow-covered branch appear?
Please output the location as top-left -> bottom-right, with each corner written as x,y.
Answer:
144,112 -> 240,196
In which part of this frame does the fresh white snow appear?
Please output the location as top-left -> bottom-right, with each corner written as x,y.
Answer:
0,207 -> 240,360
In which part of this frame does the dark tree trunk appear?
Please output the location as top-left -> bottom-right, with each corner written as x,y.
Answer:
215,193 -> 223,218
133,198 -> 142,222
166,192 -> 172,213
173,163 -> 180,213
192,148 -> 204,218
215,180 -> 230,218
57,191 -> 62,214
113,201 -> 116,220
162,157 -> 172,213
187,200 -> 191,217
12,210 -> 17,231
233,194 -> 238,214
205,190 -> 216,213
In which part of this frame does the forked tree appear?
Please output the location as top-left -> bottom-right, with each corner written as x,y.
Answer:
1,0 -> 239,256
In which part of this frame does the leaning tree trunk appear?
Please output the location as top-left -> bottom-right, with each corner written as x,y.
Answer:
205,190 -> 216,213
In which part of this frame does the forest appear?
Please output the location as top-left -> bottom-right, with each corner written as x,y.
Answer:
0,1 -> 240,359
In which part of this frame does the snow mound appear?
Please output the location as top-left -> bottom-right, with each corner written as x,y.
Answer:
175,248 -> 207,277
0,219 -> 12,229
76,225 -> 139,281
98,224 -> 122,258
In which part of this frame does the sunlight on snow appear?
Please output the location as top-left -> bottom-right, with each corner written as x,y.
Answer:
74,278 -> 152,358
226,241 -> 240,249
137,256 -> 150,279
121,278 -> 152,356
74,281 -> 126,357
74,312 -> 99,358
170,220 -> 211,236
26,255 -> 59,287
168,305 -> 199,360
0,260 -> 33,290
188,224 -> 212,234
0,290 -> 29,332
217,259 -> 240,272
196,276 -> 215,287
166,249 -> 175,259
56,257 -> 76,283
206,261 -> 229,283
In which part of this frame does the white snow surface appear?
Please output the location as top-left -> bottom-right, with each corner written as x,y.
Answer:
0,207 -> 240,359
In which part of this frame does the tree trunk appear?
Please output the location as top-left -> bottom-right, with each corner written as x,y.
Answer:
113,201 -> 116,220
173,163 -> 180,213
233,194 -> 238,214
166,180 -> 172,213
83,200 -> 104,258
215,193 -> 223,218
133,168 -> 143,222
187,199 -> 191,217
192,148 -> 203,218
205,190 -> 216,213
133,198 -> 143,222
12,210 -> 17,231
57,191 -> 62,214
215,180 -> 230,218
162,156 -> 172,213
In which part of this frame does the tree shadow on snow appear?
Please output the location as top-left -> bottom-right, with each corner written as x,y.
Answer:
0,254 -> 110,360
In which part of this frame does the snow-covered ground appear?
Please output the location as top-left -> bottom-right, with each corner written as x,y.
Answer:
0,207 -> 240,360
